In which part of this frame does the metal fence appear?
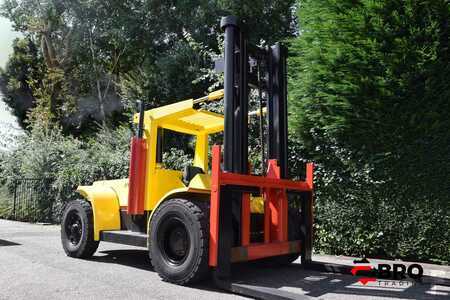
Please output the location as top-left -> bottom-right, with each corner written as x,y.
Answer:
12,178 -> 53,222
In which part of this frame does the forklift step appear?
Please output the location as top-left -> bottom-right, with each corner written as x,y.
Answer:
100,230 -> 147,248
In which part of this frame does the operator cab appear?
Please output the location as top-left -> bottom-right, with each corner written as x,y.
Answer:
132,97 -> 225,206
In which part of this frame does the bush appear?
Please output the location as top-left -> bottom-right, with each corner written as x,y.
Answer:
52,125 -> 132,211
162,148 -> 193,171
287,132 -> 450,264
0,122 -> 132,222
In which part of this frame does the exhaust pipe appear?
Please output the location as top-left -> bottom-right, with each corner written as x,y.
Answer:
127,101 -> 147,215
137,100 -> 145,138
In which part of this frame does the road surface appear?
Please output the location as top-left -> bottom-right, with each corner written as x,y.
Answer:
0,219 -> 449,299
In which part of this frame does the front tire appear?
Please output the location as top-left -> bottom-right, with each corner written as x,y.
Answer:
61,199 -> 99,258
149,199 -> 209,285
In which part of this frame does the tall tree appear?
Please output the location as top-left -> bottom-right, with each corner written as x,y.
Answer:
2,0 -> 74,120
0,37 -> 44,128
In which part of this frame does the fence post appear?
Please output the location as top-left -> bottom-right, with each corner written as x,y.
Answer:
46,178 -> 52,223
13,180 -> 17,219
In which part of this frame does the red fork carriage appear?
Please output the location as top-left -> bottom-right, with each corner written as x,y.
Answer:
209,146 -> 314,267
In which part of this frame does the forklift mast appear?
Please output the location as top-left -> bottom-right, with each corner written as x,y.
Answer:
220,16 -> 288,177
210,16 -> 314,286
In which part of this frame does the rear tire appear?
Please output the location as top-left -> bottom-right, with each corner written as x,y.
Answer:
61,199 -> 99,258
149,199 -> 209,285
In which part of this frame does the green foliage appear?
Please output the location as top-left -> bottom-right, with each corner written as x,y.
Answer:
1,0 -> 296,133
0,122 -> 132,221
289,0 -> 450,262
0,38 -> 43,128
0,185 -> 13,219
162,148 -> 194,171
118,33 -> 218,114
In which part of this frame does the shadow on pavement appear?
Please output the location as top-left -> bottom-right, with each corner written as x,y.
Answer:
93,249 -> 153,271
88,249 -> 450,299
90,249 -> 231,296
0,238 -> 21,246
230,262 -> 450,299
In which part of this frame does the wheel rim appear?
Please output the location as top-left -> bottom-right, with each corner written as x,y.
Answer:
65,210 -> 83,246
158,216 -> 190,266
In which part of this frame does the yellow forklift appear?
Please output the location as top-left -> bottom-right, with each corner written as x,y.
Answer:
61,16 -> 314,297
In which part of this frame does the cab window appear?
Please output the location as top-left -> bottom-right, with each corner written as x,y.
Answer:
156,128 -> 195,171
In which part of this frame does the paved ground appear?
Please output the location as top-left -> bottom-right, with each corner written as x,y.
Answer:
0,219 -> 449,300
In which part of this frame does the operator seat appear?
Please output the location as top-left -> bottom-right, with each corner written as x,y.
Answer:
182,165 -> 204,186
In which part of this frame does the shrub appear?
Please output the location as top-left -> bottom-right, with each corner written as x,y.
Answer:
288,132 -> 450,264
0,122 -> 132,222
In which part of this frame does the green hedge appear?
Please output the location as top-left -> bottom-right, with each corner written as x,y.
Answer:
288,135 -> 450,264
287,0 -> 450,264
0,123 -> 132,222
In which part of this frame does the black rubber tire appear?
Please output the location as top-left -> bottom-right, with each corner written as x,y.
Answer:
149,198 -> 209,285
61,199 -> 99,258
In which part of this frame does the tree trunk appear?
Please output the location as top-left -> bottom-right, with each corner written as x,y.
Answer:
96,78 -> 106,125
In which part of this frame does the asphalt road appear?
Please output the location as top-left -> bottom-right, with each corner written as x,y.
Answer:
0,219 -> 449,300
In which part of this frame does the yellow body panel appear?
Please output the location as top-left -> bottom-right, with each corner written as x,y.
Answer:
194,133 -> 208,171
77,185 -> 121,240
188,173 -> 211,191
148,168 -> 185,210
92,179 -> 129,207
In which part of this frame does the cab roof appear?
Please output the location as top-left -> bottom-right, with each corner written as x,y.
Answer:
134,99 -> 224,135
